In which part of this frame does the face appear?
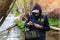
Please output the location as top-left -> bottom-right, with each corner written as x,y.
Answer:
34,12 -> 40,16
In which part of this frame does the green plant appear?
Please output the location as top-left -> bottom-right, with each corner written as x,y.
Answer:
15,20 -> 26,31
48,18 -> 59,27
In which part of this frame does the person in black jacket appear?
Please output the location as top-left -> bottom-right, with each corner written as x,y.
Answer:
25,3 -> 50,40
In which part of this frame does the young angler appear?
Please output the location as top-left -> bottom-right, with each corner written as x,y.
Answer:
25,3 -> 50,40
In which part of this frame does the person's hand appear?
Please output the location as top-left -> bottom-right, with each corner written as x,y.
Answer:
27,21 -> 33,26
34,24 -> 43,29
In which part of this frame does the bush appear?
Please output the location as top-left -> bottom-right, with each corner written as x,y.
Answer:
48,18 -> 59,27
47,8 -> 60,19
15,20 -> 26,31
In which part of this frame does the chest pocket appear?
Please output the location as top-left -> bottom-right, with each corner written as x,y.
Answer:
38,18 -> 44,25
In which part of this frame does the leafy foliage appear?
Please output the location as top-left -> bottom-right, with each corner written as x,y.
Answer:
48,18 -> 59,27
15,20 -> 26,31
48,9 -> 60,19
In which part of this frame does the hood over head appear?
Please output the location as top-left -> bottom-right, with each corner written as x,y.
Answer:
32,3 -> 42,18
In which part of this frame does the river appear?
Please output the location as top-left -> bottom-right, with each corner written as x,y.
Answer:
0,14 -> 24,40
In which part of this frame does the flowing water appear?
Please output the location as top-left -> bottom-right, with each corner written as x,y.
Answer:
0,14 -> 24,40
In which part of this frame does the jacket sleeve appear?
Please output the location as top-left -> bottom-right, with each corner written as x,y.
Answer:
42,15 -> 50,31
24,17 -> 30,27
